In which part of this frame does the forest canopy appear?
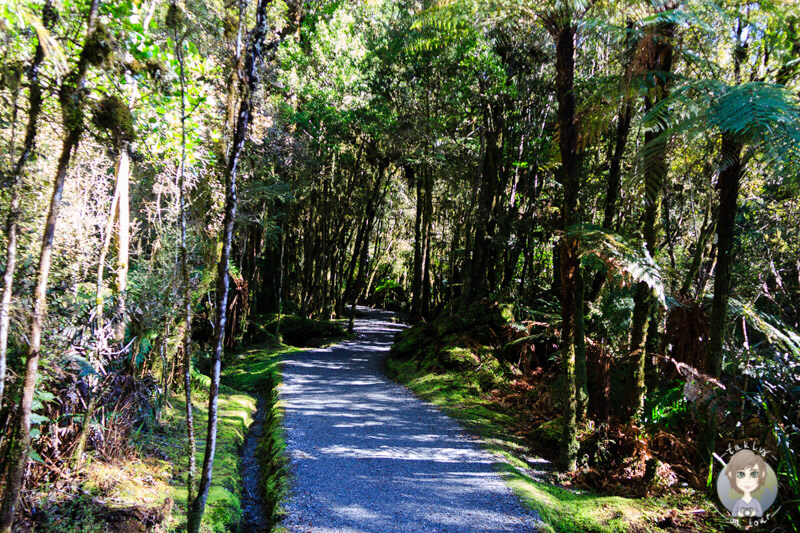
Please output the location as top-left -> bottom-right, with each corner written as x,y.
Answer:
0,0 -> 799,530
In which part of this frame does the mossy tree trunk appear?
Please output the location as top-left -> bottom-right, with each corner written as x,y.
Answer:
625,19 -> 675,421
0,2 -> 101,528
547,13 -> 585,470
186,0 -> 301,529
174,22 -> 197,501
0,0 -> 53,407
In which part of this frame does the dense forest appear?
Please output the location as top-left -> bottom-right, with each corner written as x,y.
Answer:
0,0 -> 799,530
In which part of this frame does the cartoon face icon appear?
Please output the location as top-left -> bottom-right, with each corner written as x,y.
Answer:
716,447 -> 779,520
732,464 -> 763,495
726,450 -> 767,497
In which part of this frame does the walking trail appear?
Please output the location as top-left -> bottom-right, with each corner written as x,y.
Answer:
279,308 -> 541,532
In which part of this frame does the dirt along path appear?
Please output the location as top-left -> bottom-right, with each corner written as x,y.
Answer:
277,307 -> 541,533
241,396 -> 269,531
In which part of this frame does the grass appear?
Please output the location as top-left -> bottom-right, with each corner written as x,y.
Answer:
386,356 -> 668,533
121,342 -> 297,532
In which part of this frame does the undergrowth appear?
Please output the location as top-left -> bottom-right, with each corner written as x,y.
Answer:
31,342 -> 296,532
386,341 -> 725,533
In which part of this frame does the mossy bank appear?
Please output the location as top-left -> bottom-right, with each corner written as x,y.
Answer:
386,300 -> 725,532
156,343 -> 295,532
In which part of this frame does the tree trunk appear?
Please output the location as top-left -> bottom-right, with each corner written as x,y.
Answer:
176,32 -> 197,502
0,0 -> 53,408
410,165 -> 424,322
70,378 -> 112,469
625,21 -> 674,421
467,103 -> 503,303
706,134 -> 743,377
348,165 -> 387,331
421,166 -> 433,318
679,204 -> 714,297
186,0 -> 293,528
0,2 -> 100,527
95,161 -> 123,333
115,150 -> 130,337
551,20 -> 583,470
588,101 -> 632,301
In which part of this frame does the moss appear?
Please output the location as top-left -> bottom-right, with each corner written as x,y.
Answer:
498,303 -> 515,323
145,59 -> 167,81
245,314 -> 347,347
92,96 -> 135,146
160,389 -> 253,532
59,81 -> 84,134
390,326 -> 433,359
256,394 -> 289,524
387,353 -> 666,533
83,24 -> 114,67
222,15 -> 237,39
222,345 -> 293,530
223,346 -> 300,393
439,346 -> 478,370
531,418 -> 564,451
501,464 -> 661,533
36,459 -> 175,531
165,3 -> 187,32
204,486 -> 241,531
461,299 -> 515,330
1,61 -> 23,92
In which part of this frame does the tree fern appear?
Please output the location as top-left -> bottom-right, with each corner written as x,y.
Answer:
567,224 -> 667,307
724,297 -> 800,359
642,79 -> 800,177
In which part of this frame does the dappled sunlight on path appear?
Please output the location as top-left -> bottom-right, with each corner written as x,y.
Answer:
280,308 -> 541,532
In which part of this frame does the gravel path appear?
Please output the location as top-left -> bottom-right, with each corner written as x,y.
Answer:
279,308 -> 542,533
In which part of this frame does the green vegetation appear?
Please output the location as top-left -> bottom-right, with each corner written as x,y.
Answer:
504,469 -> 657,533
387,354 -> 668,533
386,301 -> 737,532
161,390 -> 254,531
1,0 -> 799,529
245,314 -> 348,348
29,343 -> 293,532
223,345 -> 296,528
170,344 -> 293,531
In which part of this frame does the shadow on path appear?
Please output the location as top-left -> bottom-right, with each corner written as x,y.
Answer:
280,308 -> 541,533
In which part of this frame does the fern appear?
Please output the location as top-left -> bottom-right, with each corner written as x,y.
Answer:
567,224 -> 667,307
724,297 -> 800,358
642,79 -> 800,174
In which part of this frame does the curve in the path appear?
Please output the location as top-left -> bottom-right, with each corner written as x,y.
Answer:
279,308 -> 541,533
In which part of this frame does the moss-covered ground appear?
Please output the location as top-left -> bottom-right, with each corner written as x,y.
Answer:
386,356 -> 723,533
156,343 -> 298,532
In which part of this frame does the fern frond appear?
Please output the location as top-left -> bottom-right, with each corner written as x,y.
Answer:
639,4 -> 712,33
641,79 -> 800,176
568,224 -> 667,307
725,298 -> 800,358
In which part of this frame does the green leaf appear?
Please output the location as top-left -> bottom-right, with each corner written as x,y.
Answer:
568,224 -> 667,307
30,413 -> 49,425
